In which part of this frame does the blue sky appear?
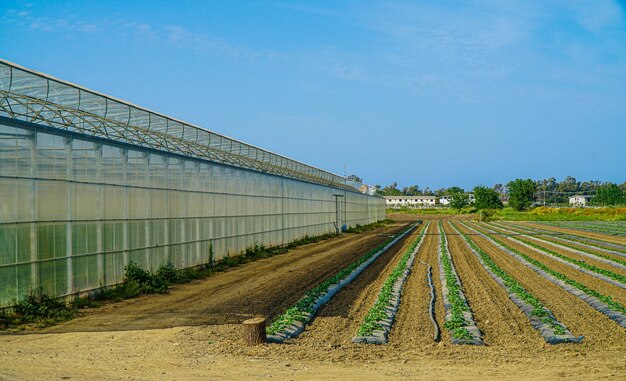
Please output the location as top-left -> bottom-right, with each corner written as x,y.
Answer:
1,0 -> 625,190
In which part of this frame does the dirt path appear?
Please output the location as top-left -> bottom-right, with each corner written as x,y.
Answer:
42,222 -> 410,333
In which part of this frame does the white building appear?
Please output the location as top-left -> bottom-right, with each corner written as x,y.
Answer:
385,195 -> 437,207
439,194 -> 475,206
569,195 -> 593,207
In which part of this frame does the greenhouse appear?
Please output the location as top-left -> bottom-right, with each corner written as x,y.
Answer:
0,59 -> 385,307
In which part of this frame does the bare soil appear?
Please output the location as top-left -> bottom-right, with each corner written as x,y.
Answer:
1,216 -> 626,380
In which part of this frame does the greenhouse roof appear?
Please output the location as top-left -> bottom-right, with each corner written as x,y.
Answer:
0,59 -> 367,192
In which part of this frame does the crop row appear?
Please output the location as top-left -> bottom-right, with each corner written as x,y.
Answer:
488,223 -> 626,260
450,222 -> 580,344
438,222 -> 483,345
266,223 -> 417,342
463,222 -> 626,329
477,223 -> 626,288
540,221 -> 626,236
499,222 -> 626,255
490,223 -> 626,270
353,222 -> 429,344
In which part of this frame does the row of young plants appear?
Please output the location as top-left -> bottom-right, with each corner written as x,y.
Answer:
490,223 -> 626,269
438,222 -> 482,344
478,223 -> 626,286
463,222 -> 626,327
500,222 -> 626,255
353,222 -> 429,343
449,222 -> 580,343
266,223 -> 417,340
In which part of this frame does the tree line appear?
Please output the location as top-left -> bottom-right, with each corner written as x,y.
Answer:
375,176 -> 626,210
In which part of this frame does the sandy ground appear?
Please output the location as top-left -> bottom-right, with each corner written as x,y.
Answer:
1,216 -> 626,380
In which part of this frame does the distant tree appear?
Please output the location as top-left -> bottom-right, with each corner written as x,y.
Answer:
593,183 -> 625,206
447,187 -> 469,210
507,179 -> 536,211
423,187 -> 434,196
373,185 -> 383,195
434,188 -> 447,197
346,174 -> 363,183
382,182 -> 402,196
473,186 -> 503,210
493,184 -> 505,196
402,185 -> 421,196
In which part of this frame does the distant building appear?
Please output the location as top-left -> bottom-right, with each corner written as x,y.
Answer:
385,195 -> 437,207
438,193 -> 475,206
439,195 -> 451,206
569,195 -> 594,207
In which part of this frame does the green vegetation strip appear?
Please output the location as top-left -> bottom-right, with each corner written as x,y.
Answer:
353,222 -> 429,342
438,222 -> 482,344
266,223 -> 417,341
450,222 -> 580,343
480,223 -> 626,287
462,222 -> 626,328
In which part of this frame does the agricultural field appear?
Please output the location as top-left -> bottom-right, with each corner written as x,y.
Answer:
1,216 -> 626,380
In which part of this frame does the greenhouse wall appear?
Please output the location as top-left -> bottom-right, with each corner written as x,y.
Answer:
0,119 -> 385,307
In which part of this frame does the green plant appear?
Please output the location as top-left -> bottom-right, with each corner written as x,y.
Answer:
2,294 -> 76,329
155,262 -> 179,283
124,262 -> 169,294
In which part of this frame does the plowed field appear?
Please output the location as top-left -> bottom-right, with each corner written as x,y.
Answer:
1,216 -> 625,380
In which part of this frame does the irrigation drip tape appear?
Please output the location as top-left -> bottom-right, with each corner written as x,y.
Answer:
422,261 -> 440,342
352,222 -> 430,345
438,223 -> 483,346
450,223 -> 581,345
462,222 -> 626,330
266,223 -> 418,344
